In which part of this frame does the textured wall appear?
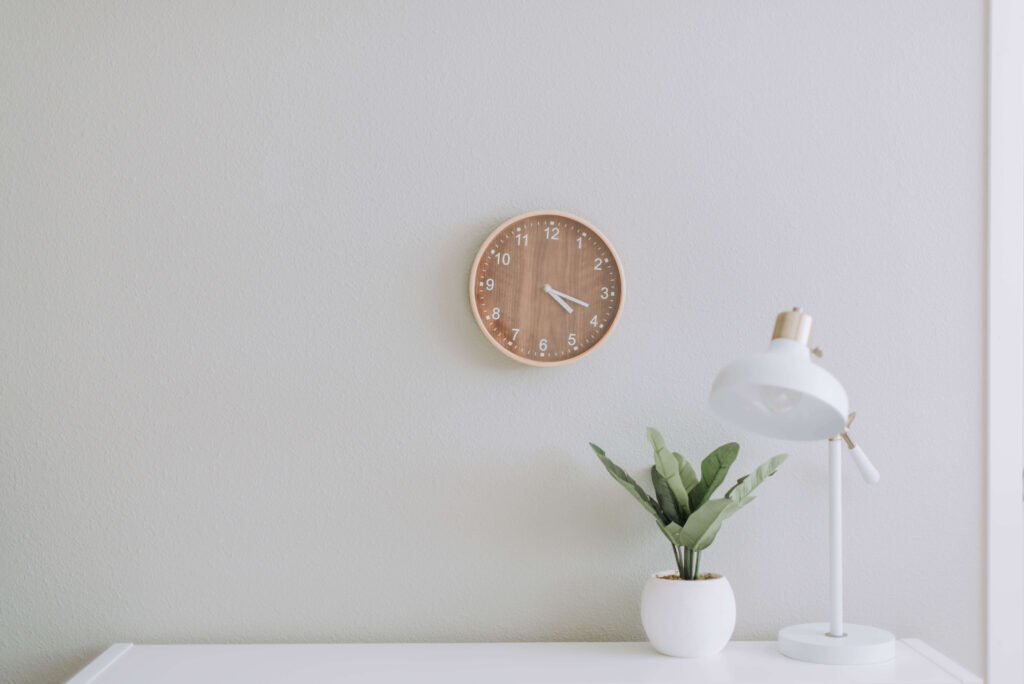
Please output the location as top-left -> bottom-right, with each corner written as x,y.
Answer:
0,2 -> 986,682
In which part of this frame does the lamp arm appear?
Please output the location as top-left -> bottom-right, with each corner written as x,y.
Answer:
849,445 -> 880,484
842,429 -> 880,485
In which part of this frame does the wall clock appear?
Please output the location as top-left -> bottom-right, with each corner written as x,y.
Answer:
469,210 -> 623,366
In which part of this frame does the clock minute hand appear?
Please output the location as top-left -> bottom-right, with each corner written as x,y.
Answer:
546,286 -> 589,308
543,284 -> 574,314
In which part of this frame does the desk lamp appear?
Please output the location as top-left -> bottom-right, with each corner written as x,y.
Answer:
709,308 -> 895,664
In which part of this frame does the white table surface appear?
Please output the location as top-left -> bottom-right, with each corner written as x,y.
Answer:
66,640 -> 982,684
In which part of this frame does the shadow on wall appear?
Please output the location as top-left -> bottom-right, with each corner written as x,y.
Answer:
446,445 -> 647,639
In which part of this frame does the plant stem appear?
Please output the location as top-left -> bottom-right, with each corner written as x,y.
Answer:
672,544 -> 684,577
683,548 -> 694,580
693,551 -> 701,579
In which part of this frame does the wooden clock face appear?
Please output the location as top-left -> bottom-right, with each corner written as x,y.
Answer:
470,211 -> 623,366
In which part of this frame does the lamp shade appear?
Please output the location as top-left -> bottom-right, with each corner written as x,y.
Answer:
710,338 -> 849,441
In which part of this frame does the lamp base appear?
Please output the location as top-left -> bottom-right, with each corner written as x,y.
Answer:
778,623 -> 895,664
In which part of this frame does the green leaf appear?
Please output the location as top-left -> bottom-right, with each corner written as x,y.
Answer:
590,443 -> 666,524
647,428 -> 690,516
725,453 -> 789,502
673,452 -> 699,493
688,442 -> 740,511
677,498 -> 741,551
723,474 -> 749,498
651,467 -> 684,525
659,520 -> 687,547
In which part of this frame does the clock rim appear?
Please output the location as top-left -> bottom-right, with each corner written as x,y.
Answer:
468,209 -> 624,367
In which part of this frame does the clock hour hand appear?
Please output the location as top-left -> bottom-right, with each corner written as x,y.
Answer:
545,286 -> 589,308
543,284 -> 574,314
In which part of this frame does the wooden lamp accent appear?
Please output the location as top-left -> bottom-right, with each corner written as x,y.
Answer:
469,210 -> 624,366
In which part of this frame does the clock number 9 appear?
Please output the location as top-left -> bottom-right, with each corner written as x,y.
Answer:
486,279 -> 495,291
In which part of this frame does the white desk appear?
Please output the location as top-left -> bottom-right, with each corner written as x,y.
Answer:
67,640 -> 981,684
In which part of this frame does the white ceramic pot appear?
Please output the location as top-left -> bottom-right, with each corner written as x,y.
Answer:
640,571 -> 736,658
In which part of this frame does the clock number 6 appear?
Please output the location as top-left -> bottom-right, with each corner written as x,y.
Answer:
539,339 -> 548,352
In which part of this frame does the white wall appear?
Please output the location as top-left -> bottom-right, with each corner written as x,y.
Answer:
0,2 -> 986,682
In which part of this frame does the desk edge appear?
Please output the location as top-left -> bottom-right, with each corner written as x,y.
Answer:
65,644 -> 133,684
902,639 -> 982,684
64,639 -> 982,683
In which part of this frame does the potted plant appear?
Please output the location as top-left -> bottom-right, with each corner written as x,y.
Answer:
590,428 -> 787,657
